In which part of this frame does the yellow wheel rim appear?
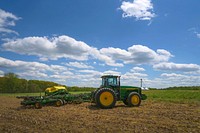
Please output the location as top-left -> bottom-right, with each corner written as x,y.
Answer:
131,95 -> 139,105
100,91 -> 114,106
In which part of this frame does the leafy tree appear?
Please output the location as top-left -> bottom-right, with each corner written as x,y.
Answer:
4,72 -> 19,79
4,72 -> 19,93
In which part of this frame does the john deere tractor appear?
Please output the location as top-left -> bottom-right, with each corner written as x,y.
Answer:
92,75 -> 146,109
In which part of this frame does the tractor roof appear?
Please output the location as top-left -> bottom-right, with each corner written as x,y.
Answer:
101,75 -> 120,78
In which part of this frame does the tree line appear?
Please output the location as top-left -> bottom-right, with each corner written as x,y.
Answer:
0,73 -> 96,93
0,73 -> 60,93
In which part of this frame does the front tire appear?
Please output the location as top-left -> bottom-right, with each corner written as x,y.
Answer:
95,88 -> 117,109
128,92 -> 141,107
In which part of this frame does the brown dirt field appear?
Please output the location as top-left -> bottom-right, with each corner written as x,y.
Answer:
0,96 -> 199,133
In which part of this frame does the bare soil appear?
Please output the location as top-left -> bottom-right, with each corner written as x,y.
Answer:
0,96 -> 199,133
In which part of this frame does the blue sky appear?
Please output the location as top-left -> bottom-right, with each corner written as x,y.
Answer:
0,0 -> 200,88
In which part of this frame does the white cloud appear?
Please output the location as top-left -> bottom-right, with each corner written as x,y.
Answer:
103,70 -> 121,76
2,35 -> 123,67
19,71 -> 48,78
2,36 -> 173,67
98,45 -> 172,65
79,70 -> 101,74
0,57 -> 73,79
65,62 -> 94,69
121,71 -> 200,88
0,57 -> 50,72
2,36 -> 91,61
131,66 -> 145,72
120,0 -> 155,20
158,73 -> 200,87
121,72 -> 148,87
100,47 -> 131,60
50,65 -> 70,73
161,73 -> 185,77
122,66 -> 148,81
124,72 -> 148,78
0,9 -> 20,35
126,45 -> 172,64
153,62 -> 200,72
90,47 -> 124,67
0,57 -> 102,87
1,56 -> 199,88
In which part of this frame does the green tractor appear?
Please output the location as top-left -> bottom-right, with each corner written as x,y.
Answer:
92,75 -> 147,109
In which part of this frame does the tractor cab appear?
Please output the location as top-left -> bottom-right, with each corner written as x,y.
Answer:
101,75 -> 120,88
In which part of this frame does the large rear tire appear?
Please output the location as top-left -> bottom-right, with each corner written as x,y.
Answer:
128,92 -> 141,107
95,88 -> 117,109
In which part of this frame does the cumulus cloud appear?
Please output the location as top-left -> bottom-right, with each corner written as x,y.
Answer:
0,57 -> 73,79
153,62 -> 200,72
161,73 -> 185,77
103,70 -> 121,76
124,72 -> 148,78
121,71 -> 148,87
65,62 -> 94,69
0,56 -> 103,87
2,35 -> 173,67
1,56 -> 199,88
122,66 -> 148,81
130,66 -> 145,72
2,36 -> 91,61
0,9 -> 20,35
0,57 -> 50,71
90,47 -> 124,67
2,35 -> 124,67
100,47 -> 131,60
101,45 -> 172,65
127,45 -> 173,64
159,73 -> 200,87
120,0 -> 155,20
121,71 -> 200,88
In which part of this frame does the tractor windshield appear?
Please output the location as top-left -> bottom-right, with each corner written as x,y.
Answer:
102,77 -> 119,86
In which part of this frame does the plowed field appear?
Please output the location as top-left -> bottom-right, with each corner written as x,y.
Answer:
0,96 -> 199,133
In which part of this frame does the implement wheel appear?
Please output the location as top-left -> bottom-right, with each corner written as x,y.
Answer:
95,88 -> 117,109
55,99 -> 63,107
128,92 -> 141,107
35,102 -> 42,109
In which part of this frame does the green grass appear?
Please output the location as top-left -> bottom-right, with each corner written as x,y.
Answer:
143,90 -> 200,104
